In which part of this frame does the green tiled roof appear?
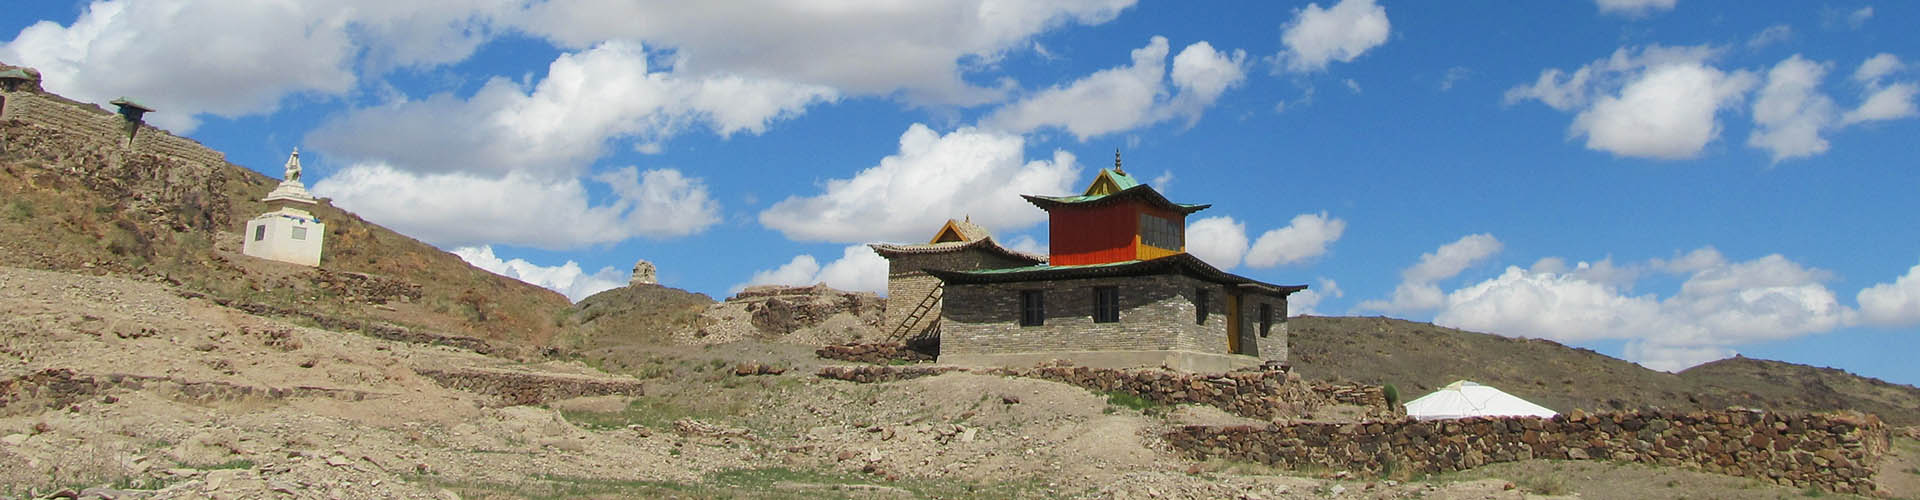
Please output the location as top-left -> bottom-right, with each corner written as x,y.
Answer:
927,253 -> 1306,297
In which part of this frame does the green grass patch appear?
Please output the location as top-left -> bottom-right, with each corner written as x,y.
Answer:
1102,390 -> 1158,412
201,459 -> 255,470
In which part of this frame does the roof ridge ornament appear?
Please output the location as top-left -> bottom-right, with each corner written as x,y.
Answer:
1113,149 -> 1124,175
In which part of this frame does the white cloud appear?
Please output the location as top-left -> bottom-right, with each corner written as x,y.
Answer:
1435,248 -> 1858,372
1245,211 -> 1347,268
1594,0 -> 1676,16
451,245 -> 626,303
1357,234 -> 1502,313
1440,66 -> 1471,91
758,124 -> 1080,243
1842,83 -> 1918,125
1747,55 -> 1838,162
314,163 -> 720,250
1859,262 -> 1920,326
984,37 -> 1247,140
1289,277 -> 1343,317
1508,45 -> 1757,160
733,245 -> 888,295
1185,216 -> 1249,269
507,0 -> 1135,106
1853,54 -> 1903,84
0,0 -> 513,132
308,41 -> 836,178
1746,24 -> 1792,49
1277,0 -> 1390,73
1847,6 -> 1874,29
1004,235 -> 1049,257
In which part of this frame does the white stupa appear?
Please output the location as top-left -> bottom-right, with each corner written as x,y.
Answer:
242,149 -> 325,267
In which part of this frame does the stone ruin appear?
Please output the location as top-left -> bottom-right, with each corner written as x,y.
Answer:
630,259 -> 657,286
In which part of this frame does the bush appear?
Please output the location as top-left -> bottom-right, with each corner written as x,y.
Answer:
1383,384 -> 1400,407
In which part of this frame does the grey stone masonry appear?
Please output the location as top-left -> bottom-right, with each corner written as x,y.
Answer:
881,248 -> 1041,337
940,273 -> 1288,369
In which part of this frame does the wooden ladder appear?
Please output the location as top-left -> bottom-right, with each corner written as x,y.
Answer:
887,283 -> 943,342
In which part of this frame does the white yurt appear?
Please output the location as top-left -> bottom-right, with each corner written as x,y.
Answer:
1403,380 -> 1559,420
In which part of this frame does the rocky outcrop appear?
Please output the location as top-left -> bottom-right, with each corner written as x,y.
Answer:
306,269 -> 423,305
815,343 -> 934,364
630,260 -> 657,285
679,284 -> 884,345
0,369 -> 385,416
1167,409 -> 1890,494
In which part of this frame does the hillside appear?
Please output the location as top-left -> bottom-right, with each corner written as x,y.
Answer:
1287,316 -> 1920,425
0,74 -> 570,345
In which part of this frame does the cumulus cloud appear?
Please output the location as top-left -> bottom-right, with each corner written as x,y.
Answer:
1246,212 -> 1347,268
1277,0 -> 1390,73
1289,277 -> 1343,317
1842,54 -> 1917,125
1182,212 -> 1345,270
1746,25 -> 1792,50
452,245 -> 626,302
985,37 -> 1247,140
1435,248 -> 1859,372
758,124 -> 1080,243
1594,0 -> 1676,17
733,245 -> 888,295
1507,45 -> 1757,160
0,0 -> 514,132
1358,234 -> 1502,313
508,0 -> 1134,105
314,163 -> 720,249
1748,55 -> 1838,162
1847,6 -> 1874,29
309,41 -> 836,178
1185,216 -> 1249,269
1859,262 -> 1920,326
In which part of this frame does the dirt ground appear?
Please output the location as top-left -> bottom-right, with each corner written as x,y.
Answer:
0,266 -> 1909,499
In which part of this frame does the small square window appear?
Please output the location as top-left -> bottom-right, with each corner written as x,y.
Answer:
1194,288 -> 1210,325
291,226 -> 308,240
1092,286 -> 1119,323
253,225 -> 265,241
1258,303 -> 1273,337
1019,290 -> 1045,326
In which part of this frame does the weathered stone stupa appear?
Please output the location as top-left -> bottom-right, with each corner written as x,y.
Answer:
242,149 -> 325,266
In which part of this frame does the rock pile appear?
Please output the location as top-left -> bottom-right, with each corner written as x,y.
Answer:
815,343 -> 934,364
630,259 -> 657,285
1166,409 -> 1889,494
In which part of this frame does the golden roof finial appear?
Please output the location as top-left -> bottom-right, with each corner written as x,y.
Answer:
1113,149 -> 1124,175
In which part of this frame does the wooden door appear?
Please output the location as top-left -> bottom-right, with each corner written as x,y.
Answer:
1225,292 -> 1241,354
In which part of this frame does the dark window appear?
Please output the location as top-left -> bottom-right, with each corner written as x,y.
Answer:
1138,213 -> 1183,250
254,225 -> 265,241
1092,286 -> 1119,323
1258,303 -> 1273,337
1019,290 -> 1045,326
1194,288 -> 1210,325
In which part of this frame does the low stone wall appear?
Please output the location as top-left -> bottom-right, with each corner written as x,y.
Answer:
815,343 -> 934,364
1167,409 -> 1890,494
816,365 -> 967,383
990,364 -> 1398,421
307,269 -> 424,305
413,367 -> 644,407
813,363 -> 1400,421
0,369 -> 385,416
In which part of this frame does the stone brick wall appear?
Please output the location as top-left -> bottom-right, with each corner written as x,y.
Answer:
944,275 -> 1211,355
882,249 -> 1039,338
1239,293 -> 1290,363
1167,410 -> 1890,494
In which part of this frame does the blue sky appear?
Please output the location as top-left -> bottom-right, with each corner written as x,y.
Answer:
4,1 -> 1918,384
